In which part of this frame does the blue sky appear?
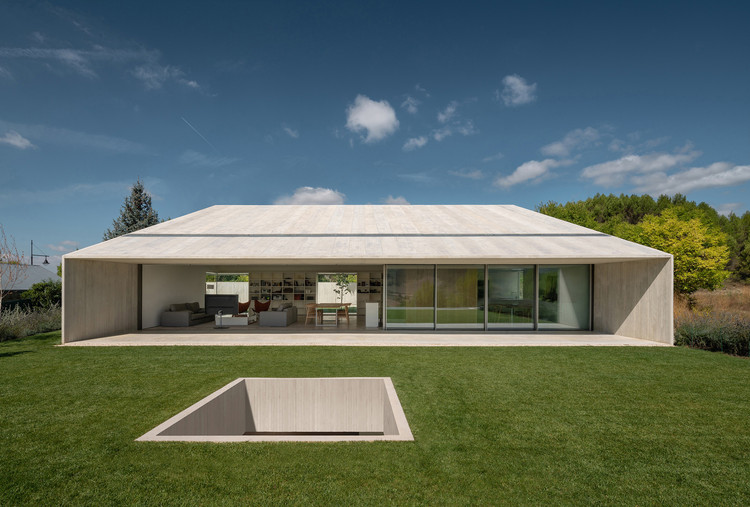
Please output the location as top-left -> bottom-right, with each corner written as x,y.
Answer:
1,0 -> 749,270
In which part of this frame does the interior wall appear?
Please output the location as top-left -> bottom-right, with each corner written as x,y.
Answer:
62,259 -> 138,343
142,265 -> 209,328
593,257 -> 673,344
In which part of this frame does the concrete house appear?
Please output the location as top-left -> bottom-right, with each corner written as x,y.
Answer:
62,205 -> 673,344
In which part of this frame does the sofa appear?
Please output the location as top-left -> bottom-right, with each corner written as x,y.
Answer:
160,302 -> 214,327
258,304 -> 298,327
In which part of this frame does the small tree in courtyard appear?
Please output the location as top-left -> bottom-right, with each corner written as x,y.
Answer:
103,179 -> 161,240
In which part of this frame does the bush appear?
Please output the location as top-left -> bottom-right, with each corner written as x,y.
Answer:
675,312 -> 750,357
0,305 -> 62,342
21,279 -> 62,308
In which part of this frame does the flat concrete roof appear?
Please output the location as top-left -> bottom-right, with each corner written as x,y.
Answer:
65,204 -> 670,264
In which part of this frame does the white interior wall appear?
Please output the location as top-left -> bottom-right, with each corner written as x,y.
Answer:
142,264 -> 208,328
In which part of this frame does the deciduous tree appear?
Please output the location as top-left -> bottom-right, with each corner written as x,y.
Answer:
0,224 -> 26,310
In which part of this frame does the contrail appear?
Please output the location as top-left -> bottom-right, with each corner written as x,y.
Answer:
181,116 -> 216,151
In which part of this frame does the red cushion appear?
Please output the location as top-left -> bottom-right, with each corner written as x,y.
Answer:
254,299 -> 271,312
238,301 -> 251,313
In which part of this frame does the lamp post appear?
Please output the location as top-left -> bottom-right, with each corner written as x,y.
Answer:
30,240 -> 50,266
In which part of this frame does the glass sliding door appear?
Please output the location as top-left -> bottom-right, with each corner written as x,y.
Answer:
538,265 -> 591,330
487,265 -> 535,330
385,265 -> 435,329
436,265 -> 484,329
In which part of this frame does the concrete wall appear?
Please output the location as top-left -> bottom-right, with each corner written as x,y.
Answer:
142,264 -> 207,328
593,257 -> 673,344
62,259 -> 138,343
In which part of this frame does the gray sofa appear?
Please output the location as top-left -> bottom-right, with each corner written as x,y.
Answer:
258,305 -> 298,327
160,302 -> 214,327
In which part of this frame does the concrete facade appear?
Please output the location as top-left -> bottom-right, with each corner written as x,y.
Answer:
62,205 -> 674,344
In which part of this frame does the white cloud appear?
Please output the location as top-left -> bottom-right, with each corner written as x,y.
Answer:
0,120 -> 146,153
541,127 -> 600,157
0,65 -> 12,79
47,240 -> 79,253
403,136 -> 428,151
415,84 -> 427,94
633,163 -> 750,196
0,45 -> 202,91
449,168 -> 484,180
581,148 -> 701,187
283,126 -> 299,139
383,195 -> 410,205
179,150 -> 237,168
273,186 -> 346,205
437,101 -> 458,123
0,130 -> 35,150
498,74 -> 537,106
401,96 -> 419,114
494,159 -> 566,188
715,202 -> 744,217
482,152 -> 504,163
432,120 -> 477,142
345,95 -> 399,143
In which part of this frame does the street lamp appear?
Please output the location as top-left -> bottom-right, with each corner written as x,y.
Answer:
30,240 -> 49,265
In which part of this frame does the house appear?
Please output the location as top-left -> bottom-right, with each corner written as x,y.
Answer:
61,205 -> 673,344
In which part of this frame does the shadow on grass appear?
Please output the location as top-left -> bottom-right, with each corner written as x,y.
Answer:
0,350 -> 33,358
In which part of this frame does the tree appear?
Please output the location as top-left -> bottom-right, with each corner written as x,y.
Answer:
332,273 -> 356,303
21,279 -> 62,308
0,224 -> 26,311
636,209 -> 730,294
103,179 -> 161,240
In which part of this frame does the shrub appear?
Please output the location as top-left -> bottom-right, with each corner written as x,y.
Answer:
0,305 -> 62,342
21,279 -> 62,309
675,311 -> 750,357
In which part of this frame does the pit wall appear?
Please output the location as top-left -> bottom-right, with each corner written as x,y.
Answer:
593,257 -> 674,344
62,259 -> 138,343
141,265 -> 208,328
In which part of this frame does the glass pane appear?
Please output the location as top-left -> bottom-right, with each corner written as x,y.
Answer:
436,266 -> 484,329
487,266 -> 534,329
386,266 -> 434,328
538,265 -> 590,330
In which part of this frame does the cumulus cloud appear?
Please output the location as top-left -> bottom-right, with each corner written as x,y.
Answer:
432,120 -> 477,142
498,74 -> 537,106
401,96 -> 419,114
715,202 -> 744,217
403,136 -> 428,151
449,168 -> 484,179
345,95 -> 399,143
383,195 -> 410,205
0,130 -> 35,150
437,101 -> 458,123
494,159 -> 566,188
47,240 -> 79,253
581,148 -> 701,187
273,186 -> 346,205
541,127 -> 601,157
632,163 -> 750,196
282,126 -> 299,139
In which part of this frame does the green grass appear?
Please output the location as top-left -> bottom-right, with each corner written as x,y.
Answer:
2,333 -> 749,505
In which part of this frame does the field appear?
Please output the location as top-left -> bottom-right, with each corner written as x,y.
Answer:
2,332 -> 749,505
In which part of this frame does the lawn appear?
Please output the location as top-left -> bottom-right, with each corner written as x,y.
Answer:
2,333 -> 749,505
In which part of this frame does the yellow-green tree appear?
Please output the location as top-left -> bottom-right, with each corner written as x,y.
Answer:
636,209 -> 729,294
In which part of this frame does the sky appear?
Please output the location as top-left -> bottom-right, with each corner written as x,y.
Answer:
1,0 -> 749,271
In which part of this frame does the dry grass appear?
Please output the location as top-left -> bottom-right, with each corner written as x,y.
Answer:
674,282 -> 750,357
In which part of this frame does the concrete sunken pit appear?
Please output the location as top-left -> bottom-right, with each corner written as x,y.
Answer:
137,377 -> 413,442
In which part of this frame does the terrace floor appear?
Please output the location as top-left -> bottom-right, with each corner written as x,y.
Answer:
63,316 -> 669,347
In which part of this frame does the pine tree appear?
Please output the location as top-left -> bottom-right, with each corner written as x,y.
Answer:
103,179 -> 161,240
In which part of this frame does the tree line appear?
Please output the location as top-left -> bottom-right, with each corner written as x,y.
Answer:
537,193 -> 750,294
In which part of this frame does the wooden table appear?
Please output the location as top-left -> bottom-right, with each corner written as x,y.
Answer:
313,303 -> 351,327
